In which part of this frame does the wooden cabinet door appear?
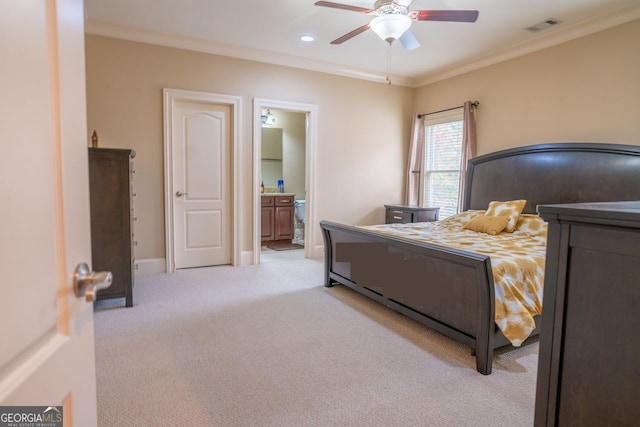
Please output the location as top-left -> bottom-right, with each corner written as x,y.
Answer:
275,206 -> 294,240
261,207 -> 274,241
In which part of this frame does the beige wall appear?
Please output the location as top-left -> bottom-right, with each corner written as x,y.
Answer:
414,19 -> 640,155
85,19 -> 640,268
85,35 -> 415,265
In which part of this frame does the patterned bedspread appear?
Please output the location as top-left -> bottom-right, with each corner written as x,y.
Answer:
359,210 -> 548,346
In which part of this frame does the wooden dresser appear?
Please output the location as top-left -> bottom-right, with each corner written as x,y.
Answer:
88,148 -> 136,307
535,201 -> 640,426
261,194 -> 294,243
384,205 -> 439,224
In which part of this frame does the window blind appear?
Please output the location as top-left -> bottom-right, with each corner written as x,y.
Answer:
423,120 -> 463,218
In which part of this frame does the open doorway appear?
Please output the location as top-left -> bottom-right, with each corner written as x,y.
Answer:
260,110 -> 305,250
253,99 -> 318,265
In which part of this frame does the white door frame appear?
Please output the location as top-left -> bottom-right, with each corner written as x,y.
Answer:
164,88 -> 242,272
253,98 -> 318,264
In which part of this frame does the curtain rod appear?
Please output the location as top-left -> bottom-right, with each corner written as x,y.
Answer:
417,101 -> 479,119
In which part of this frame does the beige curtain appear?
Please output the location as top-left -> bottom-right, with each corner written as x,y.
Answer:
404,114 -> 425,206
457,101 -> 477,212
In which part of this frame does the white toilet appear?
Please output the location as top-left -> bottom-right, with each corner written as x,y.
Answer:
294,200 -> 305,241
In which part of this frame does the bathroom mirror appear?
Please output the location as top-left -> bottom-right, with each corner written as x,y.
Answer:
261,127 -> 283,188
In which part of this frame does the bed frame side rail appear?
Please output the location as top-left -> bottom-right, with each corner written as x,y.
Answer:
320,220 -> 496,374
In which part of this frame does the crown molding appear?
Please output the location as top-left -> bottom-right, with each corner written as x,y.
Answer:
85,4 -> 640,90
412,4 -> 640,88
84,20 -> 414,87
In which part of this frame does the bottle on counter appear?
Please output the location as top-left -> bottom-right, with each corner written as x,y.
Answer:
91,130 -> 99,148
277,179 -> 284,193
261,181 -> 264,193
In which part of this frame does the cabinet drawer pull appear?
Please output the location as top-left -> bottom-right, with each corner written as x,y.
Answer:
392,210 -> 404,214
393,216 -> 403,220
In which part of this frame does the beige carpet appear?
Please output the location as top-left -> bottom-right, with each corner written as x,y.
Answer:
94,254 -> 539,426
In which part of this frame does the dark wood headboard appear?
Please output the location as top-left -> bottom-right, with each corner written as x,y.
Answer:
463,143 -> 640,214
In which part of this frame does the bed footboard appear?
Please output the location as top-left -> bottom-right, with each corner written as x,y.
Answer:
320,220 -> 497,375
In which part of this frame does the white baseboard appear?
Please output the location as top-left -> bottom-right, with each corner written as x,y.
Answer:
134,258 -> 166,276
240,250 -> 255,266
310,244 -> 324,261
135,249 -> 321,272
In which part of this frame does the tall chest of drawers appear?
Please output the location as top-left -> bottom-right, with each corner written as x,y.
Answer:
88,148 -> 136,307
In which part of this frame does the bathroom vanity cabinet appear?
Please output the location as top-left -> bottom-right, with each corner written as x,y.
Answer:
261,194 -> 294,243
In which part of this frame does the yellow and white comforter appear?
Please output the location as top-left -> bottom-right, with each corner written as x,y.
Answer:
359,210 -> 547,346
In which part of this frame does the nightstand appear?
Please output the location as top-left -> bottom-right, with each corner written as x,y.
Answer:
384,205 -> 440,224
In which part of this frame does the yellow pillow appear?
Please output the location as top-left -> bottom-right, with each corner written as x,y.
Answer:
463,215 -> 509,235
485,200 -> 527,232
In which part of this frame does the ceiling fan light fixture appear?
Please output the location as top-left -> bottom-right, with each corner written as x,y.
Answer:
370,14 -> 411,44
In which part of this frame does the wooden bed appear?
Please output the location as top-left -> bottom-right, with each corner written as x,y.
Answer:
320,142 -> 640,375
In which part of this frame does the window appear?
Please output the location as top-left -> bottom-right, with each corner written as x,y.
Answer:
421,111 -> 464,218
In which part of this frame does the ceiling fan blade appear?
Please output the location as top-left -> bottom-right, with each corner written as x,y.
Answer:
330,23 -> 371,44
314,1 -> 372,14
399,30 -> 420,51
414,10 -> 479,23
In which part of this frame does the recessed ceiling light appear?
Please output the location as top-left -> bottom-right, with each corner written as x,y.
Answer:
300,34 -> 315,42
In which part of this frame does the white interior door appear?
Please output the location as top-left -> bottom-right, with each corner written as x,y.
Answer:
172,101 -> 231,269
0,0 -> 98,425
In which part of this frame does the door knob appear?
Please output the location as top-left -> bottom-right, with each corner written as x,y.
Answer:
73,263 -> 113,302
176,191 -> 187,197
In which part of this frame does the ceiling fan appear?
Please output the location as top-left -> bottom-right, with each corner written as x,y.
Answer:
315,0 -> 479,50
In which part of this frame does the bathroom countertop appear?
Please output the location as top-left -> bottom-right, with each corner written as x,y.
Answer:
261,193 -> 296,197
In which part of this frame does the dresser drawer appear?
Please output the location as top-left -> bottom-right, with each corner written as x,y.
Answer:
384,205 -> 440,224
387,210 -> 413,223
